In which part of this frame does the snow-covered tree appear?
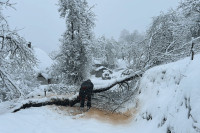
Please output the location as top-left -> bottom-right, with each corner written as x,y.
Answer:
91,36 -> 107,60
145,11 -> 179,67
0,1 -> 37,101
91,36 -> 119,69
118,29 -> 145,70
56,0 -> 95,85
179,0 -> 200,38
104,38 -> 117,68
144,6 -> 200,68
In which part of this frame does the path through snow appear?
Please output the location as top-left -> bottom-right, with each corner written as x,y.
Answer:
49,106 -> 137,125
0,106 -> 139,133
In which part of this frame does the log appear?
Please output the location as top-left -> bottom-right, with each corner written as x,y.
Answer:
12,71 -> 143,113
13,96 -> 79,113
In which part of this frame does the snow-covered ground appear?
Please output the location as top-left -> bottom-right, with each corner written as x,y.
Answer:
0,54 -> 200,133
0,106 -> 137,133
135,54 -> 200,133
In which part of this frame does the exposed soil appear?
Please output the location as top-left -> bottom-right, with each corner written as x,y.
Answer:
83,107 -> 137,125
49,106 -> 138,125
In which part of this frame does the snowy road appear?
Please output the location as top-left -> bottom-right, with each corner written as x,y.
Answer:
0,106 -> 137,133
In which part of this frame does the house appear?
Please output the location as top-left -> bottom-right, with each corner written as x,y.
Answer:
94,66 -> 113,78
91,58 -> 113,78
37,72 -> 51,85
93,58 -> 108,68
34,47 -> 53,85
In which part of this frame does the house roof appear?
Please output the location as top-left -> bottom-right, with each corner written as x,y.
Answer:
95,66 -> 112,73
34,47 -> 53,75
37,72 -> 50,80
95,66 -> 106,71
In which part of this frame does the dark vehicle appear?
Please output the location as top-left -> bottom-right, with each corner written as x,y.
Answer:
102,70 -> 111,80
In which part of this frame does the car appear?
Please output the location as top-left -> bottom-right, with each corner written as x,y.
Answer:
102,70 -> 111,80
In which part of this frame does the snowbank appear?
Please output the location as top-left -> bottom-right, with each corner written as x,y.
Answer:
135,54 -> 200,133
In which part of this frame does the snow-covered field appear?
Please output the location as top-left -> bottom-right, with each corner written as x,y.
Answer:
0,54 -> 200,133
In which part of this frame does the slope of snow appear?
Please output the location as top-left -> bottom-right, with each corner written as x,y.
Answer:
135,54 -> 200,133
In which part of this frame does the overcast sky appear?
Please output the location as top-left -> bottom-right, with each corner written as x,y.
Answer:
4,0 -> 180,53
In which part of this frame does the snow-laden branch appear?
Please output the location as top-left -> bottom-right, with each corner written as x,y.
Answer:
0,0 -> 16,10
0,68 -> 25,97
93,70 -> 143,93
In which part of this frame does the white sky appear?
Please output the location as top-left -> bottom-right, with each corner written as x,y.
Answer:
4,0 -> 180,53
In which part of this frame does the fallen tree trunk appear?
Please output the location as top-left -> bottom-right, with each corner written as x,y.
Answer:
12,94 -> 81,113
13,71 -> 143,113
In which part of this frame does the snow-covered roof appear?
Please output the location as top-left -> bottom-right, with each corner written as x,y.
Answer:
37,72 -> 50,80
95,66 -> 106,71
34,47 -> 53,74
93,59 -> 101,64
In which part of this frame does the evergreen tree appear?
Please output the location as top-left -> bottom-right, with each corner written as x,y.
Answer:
57,0 -> 95,85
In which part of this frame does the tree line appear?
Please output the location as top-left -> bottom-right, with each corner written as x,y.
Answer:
53,0 -> 200,86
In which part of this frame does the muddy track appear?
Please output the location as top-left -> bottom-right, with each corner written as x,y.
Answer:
49,106 -> 138,125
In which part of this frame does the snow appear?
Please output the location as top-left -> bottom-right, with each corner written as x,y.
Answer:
0,54 -> 200,133
116,59 -> 128,69
91,70 -> 142,90
0,100 -> 16,114
135,54 -> 200,132
34,47 -> 53,73
95,66 -> 105,71
93,59 -> 101,65
95,66 -> 112,72
0,107 -> 135,133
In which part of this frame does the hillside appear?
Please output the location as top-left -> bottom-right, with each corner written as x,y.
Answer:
135,54 -> 200,133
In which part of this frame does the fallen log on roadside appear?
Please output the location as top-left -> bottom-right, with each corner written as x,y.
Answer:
12,95 -> 79,113
13,71 -> 143,113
